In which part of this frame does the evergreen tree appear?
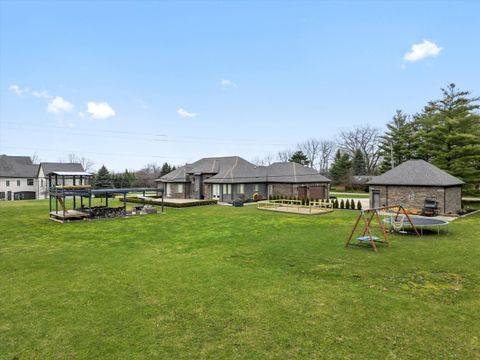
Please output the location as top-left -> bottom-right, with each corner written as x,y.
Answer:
379,110 -> 418,172
352,149 -> 367,175
288,151 -> 310,166
415,84 -> 480,183
95,165 -> 113,189
160,162 -> 175,177
122,170 -> 135,187
329,150 -> 353,186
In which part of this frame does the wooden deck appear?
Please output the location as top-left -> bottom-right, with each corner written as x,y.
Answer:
50,210 -> 90,223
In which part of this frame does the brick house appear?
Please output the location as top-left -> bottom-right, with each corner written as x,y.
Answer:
156,156 -> 331,202
367,159 -> 464,214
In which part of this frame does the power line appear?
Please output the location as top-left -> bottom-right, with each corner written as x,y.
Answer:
1,122 -> 294,146
1,145 -> 174,159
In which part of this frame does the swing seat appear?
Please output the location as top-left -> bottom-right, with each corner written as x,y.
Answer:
356,236 -> 379,242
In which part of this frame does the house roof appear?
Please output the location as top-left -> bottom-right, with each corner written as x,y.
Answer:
46,171 -> 92,176
156,156 -> 331,184
157,165 -> 190,182
0,155 -> 39,178
367,159 -> 464,187
204,157 -> 266,183
40,162 -> 85,175
264,162 -> 331,183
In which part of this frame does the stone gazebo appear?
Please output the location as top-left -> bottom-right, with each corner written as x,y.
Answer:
367,160 -> 464,215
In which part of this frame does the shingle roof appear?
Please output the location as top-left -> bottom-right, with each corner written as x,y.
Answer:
156,156 -> 331,184
367,160 -> 464,186
40,162 -> 85,175
157,165 -> 190,182
264,162 -> 331,183
204,157 -> 265,183
0,155 -> 39,178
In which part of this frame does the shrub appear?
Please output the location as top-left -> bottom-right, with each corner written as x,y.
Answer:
340,199 -> 345,209
357,200 -> 362,210
349,199 -> 354,209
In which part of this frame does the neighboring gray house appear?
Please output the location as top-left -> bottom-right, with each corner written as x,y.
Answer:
367,159 -> 464,214
0,154 -> 86,201
0,155 -> 39,200
156,156 -> 331,202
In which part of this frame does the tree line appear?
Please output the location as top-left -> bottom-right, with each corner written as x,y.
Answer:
90,162 -> 176,189
253,84 -> 479,190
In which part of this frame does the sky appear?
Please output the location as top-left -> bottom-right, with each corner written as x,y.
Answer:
1,0 -> 479,172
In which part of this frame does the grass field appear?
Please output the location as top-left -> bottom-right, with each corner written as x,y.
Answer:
1,200 -> 479,359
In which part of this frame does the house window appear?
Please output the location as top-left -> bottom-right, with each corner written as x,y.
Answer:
6,180 -> 10,187
254,184 -> 259,192
223,184 -> 232,194
237,184 -> 244,194
17,180 -> 21,186
27,179 -> 34,186
177,183 -> 184,193
41,179 -> 44,187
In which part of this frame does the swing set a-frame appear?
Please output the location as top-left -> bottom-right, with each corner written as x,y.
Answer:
346,205 -> 420,252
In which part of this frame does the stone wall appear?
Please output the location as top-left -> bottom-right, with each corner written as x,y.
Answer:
444,186 -> 462,214
164,182 -> 191,199
271,184 -> 295,197
369,185 -> 462,214
271,183 -> 329,199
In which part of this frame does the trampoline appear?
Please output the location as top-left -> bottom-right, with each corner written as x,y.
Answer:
384,216 -> 449,235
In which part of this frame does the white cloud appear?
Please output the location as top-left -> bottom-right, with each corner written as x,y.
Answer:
177,108 -> 197,118
404,40 -> 443,62
86,101 -> 116,119
47,96 -> 74,113
32,90 -> 50,99
9,84 -> 29,96
221,79 -> 238,88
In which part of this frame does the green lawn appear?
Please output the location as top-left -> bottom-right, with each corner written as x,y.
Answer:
1,201 -> 479,359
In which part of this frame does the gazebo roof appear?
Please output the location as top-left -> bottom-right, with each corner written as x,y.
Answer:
368,160 -> 464,187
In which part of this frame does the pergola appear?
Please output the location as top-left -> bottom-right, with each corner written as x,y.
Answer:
48,171 -> 164,222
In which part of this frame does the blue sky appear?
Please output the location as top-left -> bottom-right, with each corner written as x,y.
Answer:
1,0 -> 479,171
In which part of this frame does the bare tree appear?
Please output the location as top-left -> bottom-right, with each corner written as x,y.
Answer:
251,153 -> 275,166
298,139 -> 322,169
31,152 -> 40,164
277,149 -> 294,162
67,153 -> 95,172
317,140 -> 336,174
337,125 -> 382,175
132,163 -> 160,187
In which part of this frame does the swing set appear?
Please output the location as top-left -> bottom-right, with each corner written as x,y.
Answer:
346,205 -> 420,252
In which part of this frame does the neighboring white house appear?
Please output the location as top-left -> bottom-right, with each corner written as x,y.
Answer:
0,155 -> 85,201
